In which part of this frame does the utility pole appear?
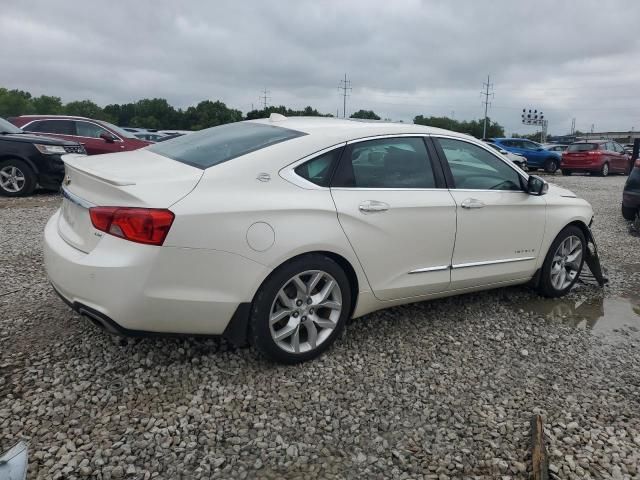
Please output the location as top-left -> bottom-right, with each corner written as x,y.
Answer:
338,74 -> 352,118
570,118 -> 576,136
481,75 -> 494,139
260,89 -> 270,110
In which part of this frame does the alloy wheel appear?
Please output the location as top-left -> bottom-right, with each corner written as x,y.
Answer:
0,166 -> 26,193
602,163 -> 609,176
550,235 -> 583,290
269,270 -> 342,354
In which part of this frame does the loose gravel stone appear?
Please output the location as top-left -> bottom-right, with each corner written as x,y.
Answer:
1,177 -> 639,479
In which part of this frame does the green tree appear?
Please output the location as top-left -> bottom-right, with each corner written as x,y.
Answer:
350,109 -> 381,120
64,100 -> 111,121
245,105 -> 331,120
31,95 -> 63,114
183,100 -> 242,130
0,88 -> 35,117
413,115 -> 504,138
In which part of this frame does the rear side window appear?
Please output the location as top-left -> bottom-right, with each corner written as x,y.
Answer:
147,122 -> 307,169
567,143 -> 599,152
26,120 -> 75,135
332,137 -> 436,189
294,147 -> 343,187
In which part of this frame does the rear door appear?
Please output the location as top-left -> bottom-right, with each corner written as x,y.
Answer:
24,119 -> 77,143
330,136 -> 457,301
433,136 -> 546,290
75,120 -> 124,155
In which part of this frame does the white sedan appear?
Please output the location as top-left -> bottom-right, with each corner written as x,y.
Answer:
45,116 -> 604,363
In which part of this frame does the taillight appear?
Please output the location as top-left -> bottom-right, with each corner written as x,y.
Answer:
89,207 -> 174,246
587,150 -> 601,155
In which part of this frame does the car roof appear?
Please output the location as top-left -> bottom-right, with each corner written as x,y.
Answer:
572,140 -> 606,144
248,116 -> 474,143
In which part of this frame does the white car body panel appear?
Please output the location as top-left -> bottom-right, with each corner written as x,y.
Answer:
45,117 -> 595,337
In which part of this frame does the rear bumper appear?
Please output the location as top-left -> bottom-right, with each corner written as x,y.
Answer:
44,209 -> 269,339
560,159 -> 601,171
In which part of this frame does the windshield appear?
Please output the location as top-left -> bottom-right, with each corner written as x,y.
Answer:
147,122 -> 307,169
0,117 -> 23,134
99,120 -> 136,139
568,143 -> 599,152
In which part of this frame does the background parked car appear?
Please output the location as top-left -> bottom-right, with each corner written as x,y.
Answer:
0,116 -> 85,196
543,143 -> 568,154
10,115 -> 150,155
484,141 -> 528,169
490,138 -> 561,173
622,139 -> 640,220
561,140 -> 631,177
134,132 -> 168,142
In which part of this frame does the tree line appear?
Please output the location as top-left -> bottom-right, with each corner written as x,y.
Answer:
1,86 -> 506,138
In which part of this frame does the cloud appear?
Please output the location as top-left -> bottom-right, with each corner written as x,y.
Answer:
1,0 -> 639,134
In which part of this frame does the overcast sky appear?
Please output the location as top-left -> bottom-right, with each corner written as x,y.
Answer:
2,0 -> 640,135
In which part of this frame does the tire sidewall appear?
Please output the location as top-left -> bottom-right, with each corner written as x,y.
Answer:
545,158 -> 559,173
249,254 -> 352,364
539,225 -> 586,298
0,159 -> 36,197
601,162 -> 609,177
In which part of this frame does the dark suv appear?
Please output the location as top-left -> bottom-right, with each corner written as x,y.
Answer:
0,117 -> 85,196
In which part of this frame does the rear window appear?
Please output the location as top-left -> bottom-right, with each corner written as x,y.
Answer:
147,122 -> 307,169
567,143 -> 600,152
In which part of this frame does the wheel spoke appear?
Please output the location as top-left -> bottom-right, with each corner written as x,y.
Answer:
291,326 -> 301,353
292,275 -> 307,296
317,279 -> 335,303
312,316 -> 337,329
307,272 -> 322,294
273,323 -> 297,341
304,320 -> 318,349
277,290 -> 293,309
0,171 -> 9,179
316,299 -> 341,311
270,308 -> 292,325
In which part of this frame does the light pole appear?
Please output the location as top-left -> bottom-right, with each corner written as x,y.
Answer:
521,108 -> 547,143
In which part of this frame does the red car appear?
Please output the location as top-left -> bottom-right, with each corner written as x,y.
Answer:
561,140 -> 632,176
10,115 -> 150,155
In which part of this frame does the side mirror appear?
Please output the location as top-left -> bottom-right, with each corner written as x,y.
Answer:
527,175 -> 548,196
100,132 -> 116,143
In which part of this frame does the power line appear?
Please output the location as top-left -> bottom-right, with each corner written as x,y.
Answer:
338,74 -> 352,118
481,74 -> 494,139
260,88 -> 271,109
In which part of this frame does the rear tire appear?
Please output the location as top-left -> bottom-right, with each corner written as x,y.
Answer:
544,158 -> 559,174
249,254 -> 352,364
598,162 -> 610,177
0,159 -> 36,197
561,169 -> 572,176
538,225 -> 586,298
622,205 -> 638,221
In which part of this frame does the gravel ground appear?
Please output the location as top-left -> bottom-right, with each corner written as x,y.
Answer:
1,175 -> 639,480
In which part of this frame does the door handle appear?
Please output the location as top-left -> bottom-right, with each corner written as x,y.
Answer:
359,200 -> 390,213
460,198 -> 485,209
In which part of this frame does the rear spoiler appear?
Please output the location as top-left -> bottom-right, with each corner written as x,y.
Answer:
61,154 -> 136,187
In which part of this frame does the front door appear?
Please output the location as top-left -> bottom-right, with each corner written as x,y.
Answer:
330,136 -> 457,301
433,137 -> 547,290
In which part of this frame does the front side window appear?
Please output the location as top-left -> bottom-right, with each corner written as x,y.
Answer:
331,137 -> 436,188
294,147 -> 343,187
26,120 -> 75,135
522,140 -> 541,151
436,138 -> 523,191
148,122 -> 306,169
76,121 -> 110,139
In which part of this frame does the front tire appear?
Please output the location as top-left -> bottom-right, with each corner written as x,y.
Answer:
249,254 -> 352,363
544,158 -> 559,174
538,226 -> 586,298
0,159 -> 36,197
622,205 -> 638,221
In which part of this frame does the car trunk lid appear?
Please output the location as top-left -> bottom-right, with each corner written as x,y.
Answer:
58,150 -> 203,253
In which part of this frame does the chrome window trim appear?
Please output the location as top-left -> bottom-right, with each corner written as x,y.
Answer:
408,265 -> 450,274
21,119 -> 123,142
451,256 -> 536,269
432,134 -> 529,190
346,133 -> 430,144
61,185 -> 95,209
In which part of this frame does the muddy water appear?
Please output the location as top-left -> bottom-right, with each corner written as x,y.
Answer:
516,295 -> 640,333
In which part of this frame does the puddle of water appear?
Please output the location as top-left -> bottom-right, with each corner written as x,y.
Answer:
517,295 -> 640,333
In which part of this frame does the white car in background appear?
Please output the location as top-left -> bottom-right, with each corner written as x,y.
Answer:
44,116 -> 604,363
484,141 -> 528,170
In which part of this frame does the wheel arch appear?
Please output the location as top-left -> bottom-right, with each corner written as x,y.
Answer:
0,154 -> 40,175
